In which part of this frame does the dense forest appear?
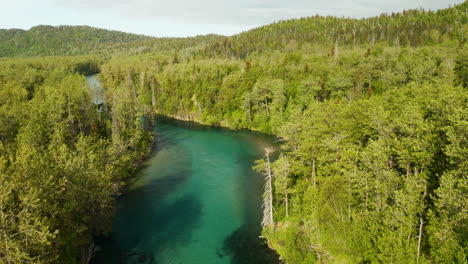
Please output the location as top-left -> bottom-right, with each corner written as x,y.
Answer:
0,57 -> 154,262
99,40 -> 467,264
0,25 -> 223,57
205,3 -> 467,58
0,1 -> 467,263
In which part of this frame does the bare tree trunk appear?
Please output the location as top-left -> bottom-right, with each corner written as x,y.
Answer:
369,74 -> 372,95
365,178 -> 369,211
151,85 -> 157,108
348,167 -> 355,221
80,242 -> 98,264
262,150 -> 274,227
285,194 -> 289,218
312,157 -> 316,186
406,162 -> 410,178
140,71 -> 145,91
111,94 -> 121,151
264,98 -> 270,117
266,151 -> 274,225
248,100 -> 252,126
130,80 -> 137,103
67,92 -> 72,118
352,29 -> 356,48
417,216 -> 423,262
334,41 -> 339,60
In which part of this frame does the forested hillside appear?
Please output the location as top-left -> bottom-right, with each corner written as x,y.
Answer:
0,25 -> 223,57
205,2 -> 467,58
0,1 -> 467,263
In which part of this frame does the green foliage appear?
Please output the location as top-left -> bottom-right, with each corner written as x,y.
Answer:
0,25 -> 224,57
204,2 -> 467,58
0,57 -> 152,263
263,223 -> 317,264
0,2 -> 466,263
94,14 -> 466,261
454,46 -> 468,88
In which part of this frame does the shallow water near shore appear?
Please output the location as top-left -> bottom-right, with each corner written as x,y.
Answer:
92,117 -> 281,264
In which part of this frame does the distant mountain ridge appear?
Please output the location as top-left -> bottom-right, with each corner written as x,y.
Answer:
0,25 -> 224,57
0,25 -> 151,56
206,1 -> 467,57
0,1 -> 466,57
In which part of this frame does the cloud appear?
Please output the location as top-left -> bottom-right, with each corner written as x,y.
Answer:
3,0 -> 462,36
52,0 -> 464,26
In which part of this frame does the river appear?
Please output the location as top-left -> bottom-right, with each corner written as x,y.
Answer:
86,73 -> 105,105
86,75 -> 281,264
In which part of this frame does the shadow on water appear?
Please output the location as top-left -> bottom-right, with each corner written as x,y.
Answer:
93,184 -> 202,263
93,116 -> 282,264
220,136 -> 282,264
93,131 -> 202,264
122,169 -> 190,205
218,225 -> 281,264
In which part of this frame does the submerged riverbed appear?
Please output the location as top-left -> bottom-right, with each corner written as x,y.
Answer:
92,117 -> 281,264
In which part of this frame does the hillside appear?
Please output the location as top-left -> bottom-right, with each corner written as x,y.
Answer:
206,2 -> 467,58
0,25 -> 223,57
1,2 -> 467,58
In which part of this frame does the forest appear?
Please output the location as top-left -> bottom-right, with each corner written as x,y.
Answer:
0,25 -> 223,57
0,57 -> 154,262
0,1 -> 467,263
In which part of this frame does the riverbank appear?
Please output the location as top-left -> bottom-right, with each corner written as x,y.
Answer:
150,113 -> 285,261
92,117 -> 283,264
157,111 -> 280,136
86,73 -> 284,263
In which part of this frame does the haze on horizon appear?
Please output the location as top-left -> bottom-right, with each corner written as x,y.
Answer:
1,0 -> 464,37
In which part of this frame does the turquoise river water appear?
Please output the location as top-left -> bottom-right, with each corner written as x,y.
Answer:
92,117 -> 281,264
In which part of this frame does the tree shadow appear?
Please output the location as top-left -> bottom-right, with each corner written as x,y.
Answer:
93,190 -> 202,264
92,116 -> 283,264
218,224 -> 282,264
216,151 -> 282,264
92,127 -> 202,264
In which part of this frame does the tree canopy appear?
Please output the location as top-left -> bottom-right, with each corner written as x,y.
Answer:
0,1 -> 467,263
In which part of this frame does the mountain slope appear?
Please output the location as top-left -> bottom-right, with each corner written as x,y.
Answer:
207,1 -> 467,58
0,25 -> 224,57
0,25 -> 149,56
1,2 -> 466,58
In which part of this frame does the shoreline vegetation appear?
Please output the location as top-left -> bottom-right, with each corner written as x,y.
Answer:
0,57 -> 155,263
0,2 -> 467,263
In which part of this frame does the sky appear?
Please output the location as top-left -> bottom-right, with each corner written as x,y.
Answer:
0,0 -> 464,37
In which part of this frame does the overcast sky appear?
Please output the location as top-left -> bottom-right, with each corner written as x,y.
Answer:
0,0 -> 464,37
